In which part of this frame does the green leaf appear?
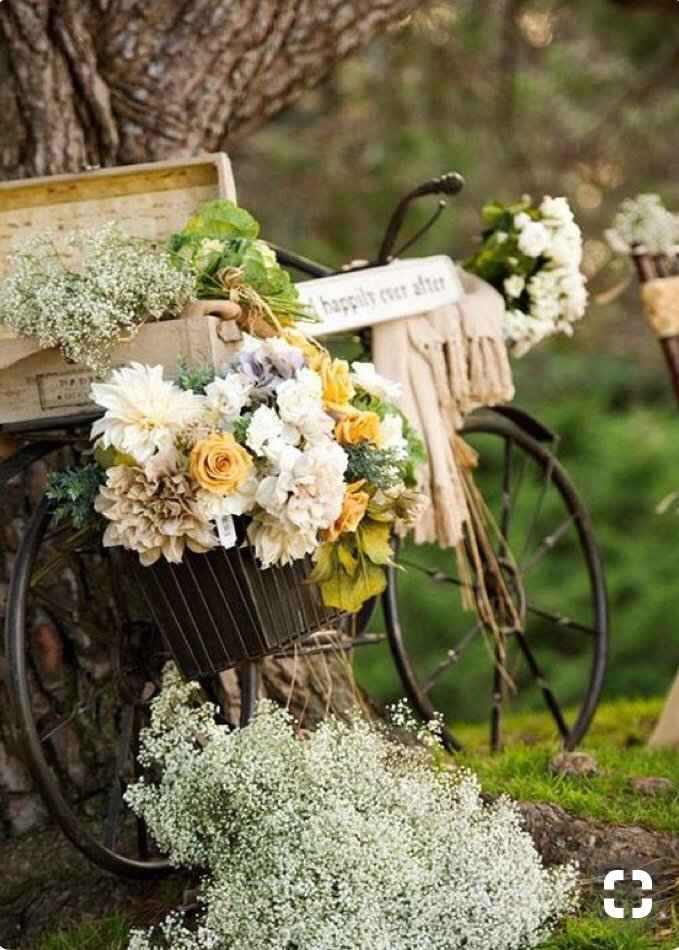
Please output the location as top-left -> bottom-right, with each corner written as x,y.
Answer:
358,520 -> 393,565
337,541 -> 359,575
181,200 -> 260,241
319,561 -> 387,613
309,543 -> 337,584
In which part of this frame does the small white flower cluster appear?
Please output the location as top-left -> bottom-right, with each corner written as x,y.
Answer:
505,197 -> 588,357
0,224 -> 194,373
606,193 -> 679,257
126,666 -> 578,950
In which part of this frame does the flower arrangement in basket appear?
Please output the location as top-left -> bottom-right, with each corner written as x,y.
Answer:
32,201 -> 426,679
465,195 -> 588,357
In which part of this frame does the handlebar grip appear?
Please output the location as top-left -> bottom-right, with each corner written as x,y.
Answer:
414,172 -> 465,199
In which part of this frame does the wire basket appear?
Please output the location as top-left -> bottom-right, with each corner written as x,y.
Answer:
131,544 -> 344,680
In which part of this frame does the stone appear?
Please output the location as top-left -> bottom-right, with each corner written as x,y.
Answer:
629,776 -> 675,797
550,751 -> 599,777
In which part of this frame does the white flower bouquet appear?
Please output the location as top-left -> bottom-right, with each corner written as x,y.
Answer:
606,193 -> 679,257
465,195 -> 588,357
48,322 -> 426,672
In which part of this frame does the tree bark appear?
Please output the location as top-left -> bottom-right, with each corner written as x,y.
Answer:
0,0 -> 417,181
0,0 -> 418,845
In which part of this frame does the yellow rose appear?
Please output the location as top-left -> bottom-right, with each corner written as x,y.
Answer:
281,328 -> 327,371
320,357 -> 355,411
335,409 -> 381,446
324,480 -> 370,542
189,433 -> 253,495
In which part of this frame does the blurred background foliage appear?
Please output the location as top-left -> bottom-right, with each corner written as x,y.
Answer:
233,0 -> 679,724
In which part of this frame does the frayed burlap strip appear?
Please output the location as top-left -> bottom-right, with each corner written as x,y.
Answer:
373,266 -> 514,552
641,276 -> 679,338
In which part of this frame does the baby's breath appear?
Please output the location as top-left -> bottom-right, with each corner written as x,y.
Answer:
126,665 -> 578,950
0,224 -> 194,374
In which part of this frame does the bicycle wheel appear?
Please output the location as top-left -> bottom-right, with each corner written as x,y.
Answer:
5,497 -> 259,879
384,411 -> 608,752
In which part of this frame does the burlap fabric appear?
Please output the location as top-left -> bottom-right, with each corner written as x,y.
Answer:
373,267 -> 514,549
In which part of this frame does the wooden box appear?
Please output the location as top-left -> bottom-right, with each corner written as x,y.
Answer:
0,154 -> 241,429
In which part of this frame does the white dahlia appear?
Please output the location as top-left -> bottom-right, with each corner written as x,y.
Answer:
91,363 -> 205,464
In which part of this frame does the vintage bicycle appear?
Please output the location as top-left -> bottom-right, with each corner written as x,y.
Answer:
2,173 -> 608,878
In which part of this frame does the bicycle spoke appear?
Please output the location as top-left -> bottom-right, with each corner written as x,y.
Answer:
526,603 -> 597,638
490,642 -> 504,753
422,620 -> 483,693
39,677 -> 116,743
103,704 -> 135,852
514,630 -> 569,739
398,557 -> 469,591
499,438 -> 514,544
519,454 -> 555,564
521,513 -> 576,574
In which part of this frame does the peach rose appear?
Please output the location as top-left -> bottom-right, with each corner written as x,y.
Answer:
189,433 -> 253,495
335,409 -> 380,446
324,481 -> 370,542
319,357 -> 355,411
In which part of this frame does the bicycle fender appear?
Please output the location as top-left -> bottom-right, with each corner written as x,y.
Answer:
489,405 -> 557,443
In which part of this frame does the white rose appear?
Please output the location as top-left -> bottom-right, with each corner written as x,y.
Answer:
378,413 -> 408,458
518,222 -> 551,258
539,196 -> 574,225
350,362 -> 402,403
503,275 -> 525,299
205,374 -> 252,422
513,212 -> 531,231
548,235 -> 580,268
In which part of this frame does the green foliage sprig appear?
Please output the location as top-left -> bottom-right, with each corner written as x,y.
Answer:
46,463 -> 106,528
176,359 -> 216,394
345,443 -> 403,489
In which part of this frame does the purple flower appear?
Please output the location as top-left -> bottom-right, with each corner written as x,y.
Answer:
235,339 -> 305,401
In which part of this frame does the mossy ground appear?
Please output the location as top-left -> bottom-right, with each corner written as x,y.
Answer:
456,697 -> 679,835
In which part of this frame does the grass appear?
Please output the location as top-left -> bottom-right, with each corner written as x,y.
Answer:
538,912 -> 678,949
37,914 -> 130,950
455,697 -> 679,835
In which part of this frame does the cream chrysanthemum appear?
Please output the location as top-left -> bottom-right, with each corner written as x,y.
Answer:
91,363 -> 205,464
95,461 -> 217,565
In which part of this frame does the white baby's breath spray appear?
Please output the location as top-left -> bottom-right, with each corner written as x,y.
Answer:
126,666 -> 578,950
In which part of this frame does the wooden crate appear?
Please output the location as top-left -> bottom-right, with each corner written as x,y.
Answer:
0,154 -> 241,429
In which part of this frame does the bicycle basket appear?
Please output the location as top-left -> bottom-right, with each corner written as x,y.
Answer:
130,544 -> 344,680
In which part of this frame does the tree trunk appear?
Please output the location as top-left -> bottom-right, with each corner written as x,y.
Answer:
0,0 -> 417,846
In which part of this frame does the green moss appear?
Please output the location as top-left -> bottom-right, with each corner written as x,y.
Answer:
38,914 -> 130,950
539,913 -> 676,950
455,699 -> 679,835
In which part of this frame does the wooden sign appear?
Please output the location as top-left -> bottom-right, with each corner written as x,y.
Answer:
296,255 -> 462,337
